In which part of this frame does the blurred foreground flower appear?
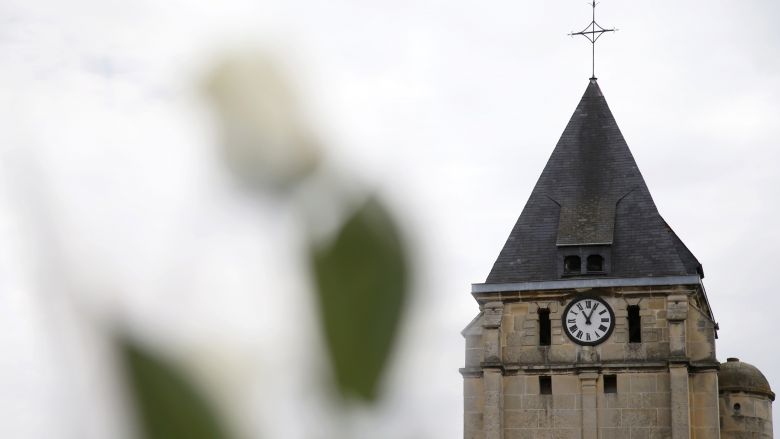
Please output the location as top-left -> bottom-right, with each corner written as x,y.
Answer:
121,339 -> 235,439
311,196 -> 408,401
120,50 -> 411,438
205,53 -> 321,191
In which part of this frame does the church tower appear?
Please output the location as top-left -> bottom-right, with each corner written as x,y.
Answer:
461,79 -> 774,439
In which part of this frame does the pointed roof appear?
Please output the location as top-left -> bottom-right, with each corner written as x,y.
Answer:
486,80 -> 702,284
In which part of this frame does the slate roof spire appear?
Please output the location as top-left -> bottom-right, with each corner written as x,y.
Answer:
486,80 -> 702,284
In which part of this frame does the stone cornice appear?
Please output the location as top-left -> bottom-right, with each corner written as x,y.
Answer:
472,275 -> 702,294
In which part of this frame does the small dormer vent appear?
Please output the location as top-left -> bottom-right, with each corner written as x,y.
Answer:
587,255 -> 604,272
564,256 -> 581,274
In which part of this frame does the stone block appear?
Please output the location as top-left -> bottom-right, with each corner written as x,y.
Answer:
506,409 -> 540,427
652,427 -> 672,439
691,407 -> 719,429
505,375 -> 525,395
693,391 -> 717,408
504,429 -> 534,439
631,375 -> 658,393
687,341 -> 715,362
465,412 -> 484,430
754,398 -> 769,419
549,429 -> 579,439
645,342 -> 670,360
509,303 -> 529,316
526,376 -> 541,394
641,392 -> 671,408
628,428 -> 652,439
484,328 -> 501,362
605,393 -> 642,409
691,371 -> 717,393
465,377 -> 484,397
640,307 -> 655,317
529,395 -> 552,411
504,347 -> 522,363
548,345 -> 576,363
466,347 -> 482,366
599,343 -> 624,362
649,298 -> 666,309
626,343 -> 646,361
642,328 -> 659,342
517,347 -> 546,364
505,395 -> 524,410
522,335 -> 538,347
666,296 -> 688,321
553,395 -> 577,409
553,410 -> 580,428
690,427 -> 719,439
507,332 -> 525,347
599,408 -> 621,427
629,427 -> 672,439
616,374 -> 631,393
599,427 -> 630,439
552,375 -> 579,395
612,329 -> 627,343
465,396 -> 483,412
537,410 -> 554,429
621,408 -> 657,427
657,408 -> 671,426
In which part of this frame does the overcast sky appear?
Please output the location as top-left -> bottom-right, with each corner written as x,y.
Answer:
2,1 -> 780,438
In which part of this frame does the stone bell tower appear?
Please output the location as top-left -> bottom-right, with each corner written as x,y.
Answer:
461,79 -> 773,439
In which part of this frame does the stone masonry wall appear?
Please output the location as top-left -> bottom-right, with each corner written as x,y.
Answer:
598,372 -> 672,438
720,392 -> 773,438
503,295 -> 677,365
463,286 -> 721,439
690,371 -> 720,438
501,372 -> 674,438
503,374 -> 581,439
465,376 -> 485,439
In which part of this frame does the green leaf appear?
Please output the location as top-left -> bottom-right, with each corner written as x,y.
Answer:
119,339 -> 234,439
310,196 -> 409,401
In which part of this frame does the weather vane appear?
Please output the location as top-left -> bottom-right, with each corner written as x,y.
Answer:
569,1 -> 617,80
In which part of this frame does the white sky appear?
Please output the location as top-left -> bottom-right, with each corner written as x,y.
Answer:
2,0 -> 780,438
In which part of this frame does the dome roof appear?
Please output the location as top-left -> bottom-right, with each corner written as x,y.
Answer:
719,358 -> 775,401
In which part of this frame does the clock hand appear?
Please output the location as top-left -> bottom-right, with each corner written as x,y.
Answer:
585,304 -> 598,324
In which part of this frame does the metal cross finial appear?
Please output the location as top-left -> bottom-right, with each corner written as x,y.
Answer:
569,1 -> 617,80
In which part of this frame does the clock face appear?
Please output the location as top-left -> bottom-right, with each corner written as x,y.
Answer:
562,296 -> 615,346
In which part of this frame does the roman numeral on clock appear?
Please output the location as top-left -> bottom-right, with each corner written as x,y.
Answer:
599,325 -> 608,332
